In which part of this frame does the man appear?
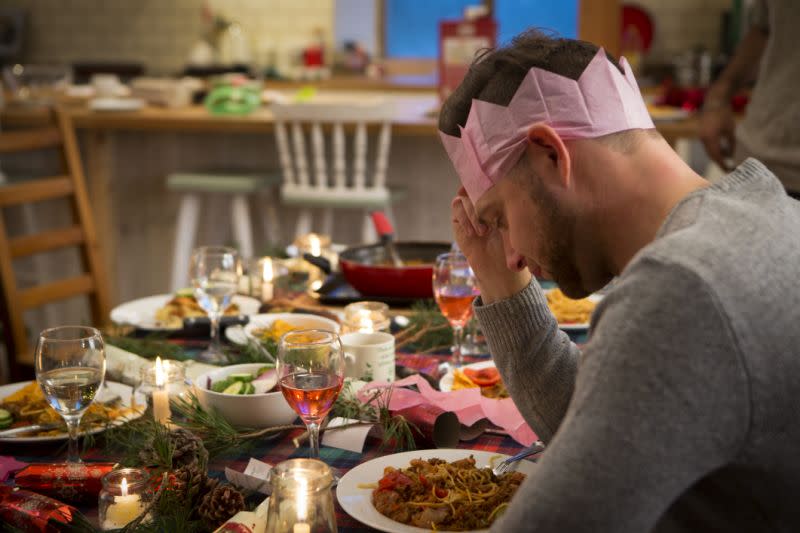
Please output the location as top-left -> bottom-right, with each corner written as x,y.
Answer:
700,0 -> 800,197
440,30 -> 800,531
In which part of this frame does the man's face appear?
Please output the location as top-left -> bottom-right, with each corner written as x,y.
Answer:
475,166 -> 587,298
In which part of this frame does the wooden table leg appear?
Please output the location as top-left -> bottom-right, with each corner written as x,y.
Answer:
84,130 -> 118,305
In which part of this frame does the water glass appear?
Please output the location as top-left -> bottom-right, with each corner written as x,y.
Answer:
35,326 -> 106,463
190,246 -> 240,363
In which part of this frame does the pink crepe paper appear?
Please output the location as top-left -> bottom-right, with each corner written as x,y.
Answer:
440,48 -> 655,203
360,375 -> 538,447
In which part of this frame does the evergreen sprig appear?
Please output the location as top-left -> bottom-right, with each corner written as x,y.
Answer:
330,381 -> 421,451
394,301 -> 454,353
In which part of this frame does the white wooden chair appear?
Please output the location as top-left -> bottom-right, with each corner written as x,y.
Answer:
271,98 -> 399,242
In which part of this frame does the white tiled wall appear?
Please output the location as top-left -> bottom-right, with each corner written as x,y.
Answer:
6,0 -> 334,76
633,0 -> 734,62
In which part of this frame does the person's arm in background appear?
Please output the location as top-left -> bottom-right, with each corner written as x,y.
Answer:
699,1 -> 769,170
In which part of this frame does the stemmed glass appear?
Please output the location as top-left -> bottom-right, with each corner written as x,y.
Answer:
35,326 -> 106,464
190,246 -> 240,363
277,329 -> 344,465
433,252 -> 480,369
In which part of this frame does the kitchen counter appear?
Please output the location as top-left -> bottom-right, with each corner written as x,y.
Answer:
0,95 -> 701,305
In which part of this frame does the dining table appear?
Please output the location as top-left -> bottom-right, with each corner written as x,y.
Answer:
1,320 -> 588,532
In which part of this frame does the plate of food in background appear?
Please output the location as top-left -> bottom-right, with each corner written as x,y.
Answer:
439,361 -> 508,399
110,289 -> 261,331
337,449 -> 532,532
224,312 -> 341,351
545,288 -> 602,331
0,381 -> 144,443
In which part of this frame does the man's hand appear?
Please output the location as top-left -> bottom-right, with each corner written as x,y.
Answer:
699,106 -> 736,171
451,188 -> 530,304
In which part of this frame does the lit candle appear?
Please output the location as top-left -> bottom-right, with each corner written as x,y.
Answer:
152,357 -> 170,424
357,309 -> 374,333
261,258 -> 274,302
104,477 -> 144,529
293,475 -> 310,533
308,234 -> 321,257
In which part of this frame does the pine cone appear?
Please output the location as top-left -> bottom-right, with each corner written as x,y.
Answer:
198,484 -> 245,530
138,428 -> 208,468
171,463 -> 206,504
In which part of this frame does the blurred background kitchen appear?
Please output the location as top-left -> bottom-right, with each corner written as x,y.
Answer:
0,0 -> 759,374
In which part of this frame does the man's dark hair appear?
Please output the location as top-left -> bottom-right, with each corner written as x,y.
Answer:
439,29 -> 624,136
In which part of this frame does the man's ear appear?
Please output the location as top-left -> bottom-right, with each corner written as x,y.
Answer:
525,123 -> 571,190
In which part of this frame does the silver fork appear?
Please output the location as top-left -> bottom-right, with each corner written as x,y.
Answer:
492,440 -> 546,476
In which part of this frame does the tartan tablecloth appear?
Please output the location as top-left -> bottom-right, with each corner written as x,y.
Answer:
3,348 -> 535,532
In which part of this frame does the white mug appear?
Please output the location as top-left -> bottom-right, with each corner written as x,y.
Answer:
341,331 -> 395,382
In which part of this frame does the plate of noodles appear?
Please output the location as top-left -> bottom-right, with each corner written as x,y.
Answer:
544,288 -> 602,331
0,380 -> 144,443
110,292 -> 261,331
439,361 -> 509,399
337,449 -> 533,532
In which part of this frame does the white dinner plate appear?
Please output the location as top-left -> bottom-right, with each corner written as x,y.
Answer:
438,360 -> 497,393
544,289 -> 602,331
0,381 -> 145,443
110,293 -> 261,331
337,449 -> 536,533
225,312 -> 342,345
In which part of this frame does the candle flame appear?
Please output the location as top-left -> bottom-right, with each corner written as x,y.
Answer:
296,475 -> 308,521
155,356 -> 165,387
309,234 -> 321,257
262,258 -> 274,282
358,309 -> 374,332
121,477 -> 128,497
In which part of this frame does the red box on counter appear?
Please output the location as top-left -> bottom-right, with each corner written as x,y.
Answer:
438,17 -> 497,102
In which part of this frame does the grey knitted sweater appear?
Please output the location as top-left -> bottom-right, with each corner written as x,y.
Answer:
476,159 -> 800,532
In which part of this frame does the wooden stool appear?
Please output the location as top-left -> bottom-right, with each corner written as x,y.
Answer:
166,172 -> 281,291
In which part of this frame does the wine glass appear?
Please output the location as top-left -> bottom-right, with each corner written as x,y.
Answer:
277,329 -> 344,464
190,246 -> 240,363
433,252 -> 480,369
35,326 -> 106,464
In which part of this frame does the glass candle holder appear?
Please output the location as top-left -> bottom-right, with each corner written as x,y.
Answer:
99,468 -> 150,530
342,301 -> 390,334
265,459 -> 336,533
133,357 -> 187,424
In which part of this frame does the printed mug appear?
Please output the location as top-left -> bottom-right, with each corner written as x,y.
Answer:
341,331 -> 395,382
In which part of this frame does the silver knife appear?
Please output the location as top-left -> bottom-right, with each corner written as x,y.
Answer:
0,422 -> 63,437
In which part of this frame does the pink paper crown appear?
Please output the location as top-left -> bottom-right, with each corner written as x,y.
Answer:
440,48 -> 655,203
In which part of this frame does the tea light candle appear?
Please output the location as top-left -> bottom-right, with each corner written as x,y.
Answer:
261,257 -> 275,302
343,301 -> 390,334
152,357 -> 170,424
103,477 -> 145,529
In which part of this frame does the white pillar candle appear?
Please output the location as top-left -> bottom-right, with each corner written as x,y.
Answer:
261,258 -> 275,302
104,477 -> 144,529
152,357 -> 170,424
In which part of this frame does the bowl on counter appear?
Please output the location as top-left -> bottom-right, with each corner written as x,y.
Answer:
193,363 -> 297,428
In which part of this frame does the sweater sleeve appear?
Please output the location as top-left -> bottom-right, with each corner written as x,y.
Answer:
487,259 -> 751,532
474,279 -> 580,442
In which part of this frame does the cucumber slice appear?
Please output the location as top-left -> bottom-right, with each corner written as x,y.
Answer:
242,382 -> 255,395
211,377 -> 235,393
228,373 -> 255,382
223,381 -> 244,395
0,408 -> 11,421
